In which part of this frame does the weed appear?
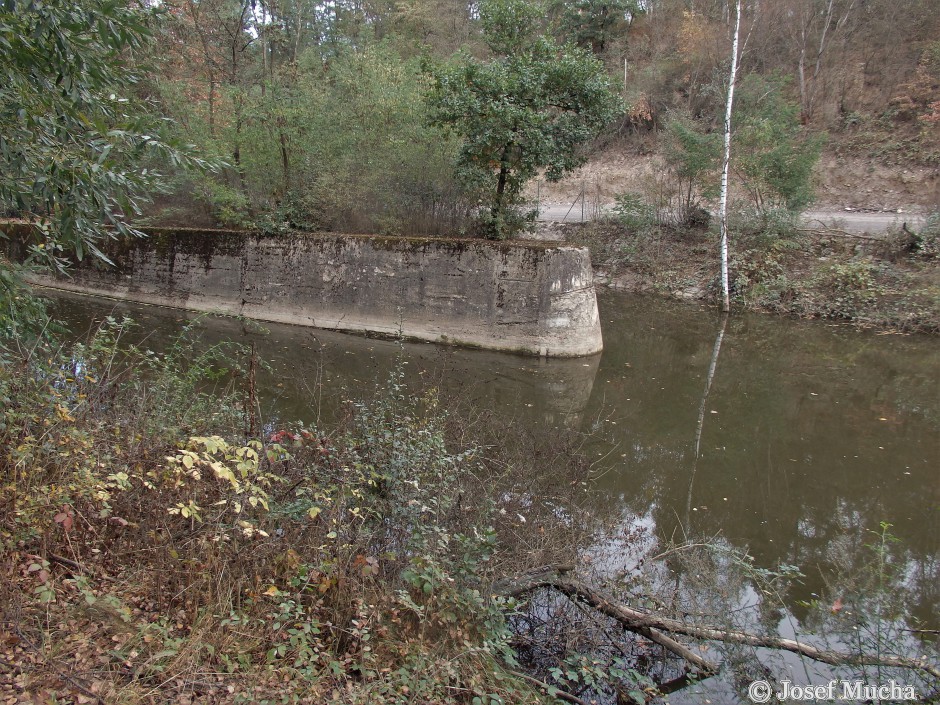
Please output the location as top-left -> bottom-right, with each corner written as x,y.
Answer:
612,192 -> 658,233
913,210 -> 940,259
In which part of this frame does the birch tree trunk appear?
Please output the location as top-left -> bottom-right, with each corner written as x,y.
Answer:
719,0 -> 743,314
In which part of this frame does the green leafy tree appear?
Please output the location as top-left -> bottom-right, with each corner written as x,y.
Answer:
0,0 -> 211,345
549,0 -> 640,55
732,74 -> 824,213
0,0 -> 209,270
427,0 -> 620,239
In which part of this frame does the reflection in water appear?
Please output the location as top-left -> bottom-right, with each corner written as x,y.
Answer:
588,291 -> 939,637
48,290 -> 602,431
50,288 -> 939,660
687,313 -> 728,524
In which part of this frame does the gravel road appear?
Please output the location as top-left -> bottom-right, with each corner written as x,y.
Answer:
535,203 -> 924,235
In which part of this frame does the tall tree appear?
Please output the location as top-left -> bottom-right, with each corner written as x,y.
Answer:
427,0 -> 620,239
718,0 -> 742,313
549,0 -> 640,56
787,0 -> 858,123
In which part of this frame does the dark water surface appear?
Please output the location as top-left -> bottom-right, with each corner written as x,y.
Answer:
49,287 -> 939,695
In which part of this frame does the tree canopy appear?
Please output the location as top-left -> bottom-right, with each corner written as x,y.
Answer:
427,0 -> 620,239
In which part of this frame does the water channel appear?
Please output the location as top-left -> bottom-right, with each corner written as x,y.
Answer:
49,287 -> 939,701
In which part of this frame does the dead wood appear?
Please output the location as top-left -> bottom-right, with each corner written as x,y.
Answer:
495,565 -> 718,676
509,670 -> 590,705
496,567 -> 940,680
798,226 -> 887,241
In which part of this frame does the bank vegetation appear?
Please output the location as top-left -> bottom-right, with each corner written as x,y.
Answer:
569,207 -> 940,334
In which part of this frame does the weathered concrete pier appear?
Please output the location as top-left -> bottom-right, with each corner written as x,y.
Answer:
16,228 -> 604,357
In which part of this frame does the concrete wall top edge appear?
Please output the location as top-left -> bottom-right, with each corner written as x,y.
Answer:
0,221 -> 589,256
137,227 -> 574,254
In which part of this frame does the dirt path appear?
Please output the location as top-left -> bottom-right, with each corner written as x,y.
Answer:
535,203 -> 922,234
800,209 -> 921,234
527,147 -> 937,234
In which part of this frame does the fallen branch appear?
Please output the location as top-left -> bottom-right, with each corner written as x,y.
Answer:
48,553 -> 117,582
497,568 -> 940,680
48,553 -> 86,573
496,566 -> 718,676
797,226 -> 887,241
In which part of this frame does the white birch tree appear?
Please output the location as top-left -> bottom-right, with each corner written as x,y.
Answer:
718,0 -> 743,313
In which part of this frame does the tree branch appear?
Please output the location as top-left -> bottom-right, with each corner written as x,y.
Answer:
508,670 -> 590,705
797,226 -> 887,241
497,568 -> 940,680
496,566 -> 718,676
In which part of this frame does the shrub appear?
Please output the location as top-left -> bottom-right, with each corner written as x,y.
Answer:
913,210 -> 940,259
812,258 -> 884,319
612,192 -> 657,232
732,74 -> 825,213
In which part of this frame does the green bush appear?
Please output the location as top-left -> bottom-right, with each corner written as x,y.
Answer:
812,258 -> 884,319
822,258 -> 880,293
732,74 -> 825,213
612,192 -> 657,231
913,210 -> 940,258
730,206 -> 802,248
658,74 -> 823,220
662,112 -> 721,223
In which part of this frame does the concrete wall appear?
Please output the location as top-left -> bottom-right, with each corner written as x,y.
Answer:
19,228 -> 603,357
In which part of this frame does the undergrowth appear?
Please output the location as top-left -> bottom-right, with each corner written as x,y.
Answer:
569,207 -> 940,334
3,315 -> 936,704
0,319 -> 593,704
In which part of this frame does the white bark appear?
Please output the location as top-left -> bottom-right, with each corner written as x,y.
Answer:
719,0 -> 743,314
687,314 -> 729,522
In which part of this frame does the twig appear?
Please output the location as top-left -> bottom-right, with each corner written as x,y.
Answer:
48,553 -> 117,582
10,623 -> 103,704
509,669 -> 590,705
48,553 -> 85,572
797,226 -> 887,241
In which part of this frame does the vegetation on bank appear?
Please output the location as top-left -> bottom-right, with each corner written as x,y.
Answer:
569,207 -> 940,335
0,319 -> 595,703
3,0 -> 939,328
1,0 -> 938,698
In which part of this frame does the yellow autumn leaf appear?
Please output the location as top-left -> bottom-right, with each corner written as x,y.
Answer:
55,404 -> 76,422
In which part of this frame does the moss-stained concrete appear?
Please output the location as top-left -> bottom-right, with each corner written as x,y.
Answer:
10,226 -> 604,357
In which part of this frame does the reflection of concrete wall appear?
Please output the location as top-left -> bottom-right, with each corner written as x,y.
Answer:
20,228 -> 603,357
48,290 -> 602,429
